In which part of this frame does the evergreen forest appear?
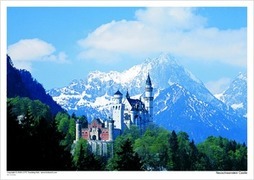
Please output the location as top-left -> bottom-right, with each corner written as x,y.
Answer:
7,97 -> 247,171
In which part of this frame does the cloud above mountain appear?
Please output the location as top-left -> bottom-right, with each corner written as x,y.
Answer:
77,7 -> 246,67
8,38 -> 70,71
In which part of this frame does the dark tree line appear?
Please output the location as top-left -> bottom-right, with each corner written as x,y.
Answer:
7,97 -> 72,170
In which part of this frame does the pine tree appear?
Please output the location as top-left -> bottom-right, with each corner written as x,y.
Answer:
107,138 -> 143,171
168,130 -> 180,170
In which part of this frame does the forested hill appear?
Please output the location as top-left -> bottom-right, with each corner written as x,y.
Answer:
7,55 -> 64,115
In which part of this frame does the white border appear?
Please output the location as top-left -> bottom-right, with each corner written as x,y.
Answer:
1,1 -> 253,180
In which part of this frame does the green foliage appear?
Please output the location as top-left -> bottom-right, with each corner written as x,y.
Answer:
122,125 -> 141,143
55,112 -> 76,151
134,125 -> 170,170
9,97 -> 51,120
73,139 -> 90,170
7,97 -> 72,170
107,138 -> 142,171
55,112 -> 70,134
8,97 -> 52,136
197,136 -> 247,170
175,131 -> 194,170
106,125 -> 143,170
55,112 -> 105,170
73,139 -> 104,170
130,126 -> 247,171
167,130 -> 179,170
55,112 -> 88,137
188,140 -> 200,170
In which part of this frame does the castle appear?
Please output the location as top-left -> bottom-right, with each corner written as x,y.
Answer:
75,74 -> 153,156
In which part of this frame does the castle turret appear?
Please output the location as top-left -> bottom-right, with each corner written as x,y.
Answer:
112,90 -> 125,132
126,90 -> 130,99
75,119 -> 81,141
144,74 -> 153,122
114,90 -> 123,104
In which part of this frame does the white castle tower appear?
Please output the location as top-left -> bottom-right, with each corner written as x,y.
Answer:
144,74 -> 154,122
112,90 -> 125,132
75,119 -> 81,142
108,119 -> 114,141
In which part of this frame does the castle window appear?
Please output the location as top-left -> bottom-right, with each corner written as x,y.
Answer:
92,135 -> 96,140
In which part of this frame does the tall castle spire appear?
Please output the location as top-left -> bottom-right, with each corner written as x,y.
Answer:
126,89 -> 130,99
144,73 -> 153,122
146,73 -> 152,86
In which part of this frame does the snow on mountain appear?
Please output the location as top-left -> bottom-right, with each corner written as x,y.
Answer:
48,53 -> 205,116
215,72 -> 247,117
154,84 -> 246,143
48,53 -> 247,143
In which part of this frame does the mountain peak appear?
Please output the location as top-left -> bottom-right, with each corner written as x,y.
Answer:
144,53 -> 202,88
216,71 -> 247,117
144,53 -> 179,66
158,53 -> 178,63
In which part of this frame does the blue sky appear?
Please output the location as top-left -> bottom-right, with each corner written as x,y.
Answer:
7,7 -> 247,93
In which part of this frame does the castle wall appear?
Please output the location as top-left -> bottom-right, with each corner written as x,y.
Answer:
81,119 -> 111,141
88,140 -> 113,157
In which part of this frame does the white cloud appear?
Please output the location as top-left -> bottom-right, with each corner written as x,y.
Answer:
43,51 -> 70,64
12,61 -> 33,72
77,7 -> 246,67
135,7 -> 206,31
205,77 -> 231,94
8,38 -> 55,61
8,38 -> 70,71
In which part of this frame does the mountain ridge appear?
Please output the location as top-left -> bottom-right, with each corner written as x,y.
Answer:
48,53 -> 247,143
7,55 -> 64,115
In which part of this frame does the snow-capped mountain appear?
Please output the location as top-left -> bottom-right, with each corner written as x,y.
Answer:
48,53 -> 247,143
215,73 -> 247,117
154,84 -> 246,143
